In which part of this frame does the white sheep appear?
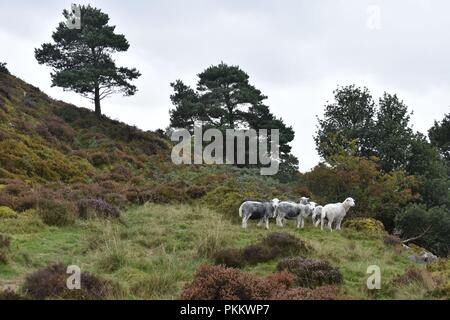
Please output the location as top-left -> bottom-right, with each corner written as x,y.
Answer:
321,198 -> 355,231
312,205 -> 323,227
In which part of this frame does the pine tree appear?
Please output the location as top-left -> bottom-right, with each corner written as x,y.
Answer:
35,5 -> 141,117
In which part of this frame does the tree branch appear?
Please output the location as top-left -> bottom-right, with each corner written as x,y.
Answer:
402,225 -> 432,244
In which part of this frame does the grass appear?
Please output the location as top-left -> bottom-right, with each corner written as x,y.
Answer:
0,203 -> 440,300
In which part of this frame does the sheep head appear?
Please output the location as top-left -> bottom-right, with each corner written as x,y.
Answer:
343,198 -> 356,211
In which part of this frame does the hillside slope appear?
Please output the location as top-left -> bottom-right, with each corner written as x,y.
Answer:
0,72 -> 448,300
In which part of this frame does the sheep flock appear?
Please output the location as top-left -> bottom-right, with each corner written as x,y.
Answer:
239,197 -> 356,232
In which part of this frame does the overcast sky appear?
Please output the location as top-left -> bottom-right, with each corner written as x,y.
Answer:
1,1 -> 449,171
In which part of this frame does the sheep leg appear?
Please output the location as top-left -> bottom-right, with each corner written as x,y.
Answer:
276,216 -> 283,227
301,216 -> 305,229
265,217 -> 270,230
336,218 -> 343,230
257,219 -> 263,227
242,215 -> 250,229
328,218 -> 334,232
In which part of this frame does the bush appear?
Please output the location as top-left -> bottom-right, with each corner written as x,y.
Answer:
23,263 -> 113,300
181,265 -> 342,300
395,205 -> 450,257
271,286 -> 340,300
0,62 -> 9,75
383,234 -> 403,246
37,199 -> 77,227
0,289 -> 25,300
390,268 -> 435,291
277,258 -> 343,288
77,199 -> 120,219
343,218 -> 385,235
180,265 -> 294,300
214,233 -> 312,268
0,206 -> 18,219
90,152 -> 111,167
0,234 -> 11,250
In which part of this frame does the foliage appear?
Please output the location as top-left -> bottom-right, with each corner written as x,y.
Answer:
169,62 -> 299,178
315,85 -> 376,161
429,113 -> 450,163
180,264 -> 277,300
35,5 -> 141,116
37,199 -> 77,227
395,205 -> 450,257
383,234 -> 403,247
23,263 -> 113,300
277,257 -> 343,288
77,198 -> 120,219
343,218 -> 386,235
214,232 -> 312,268
0,62 -> 10,75
314,86 -> 449,210
304,153 -> 417,231
271,285 -> 340,300
0,234 -> 11,264
0,206 -> 18,219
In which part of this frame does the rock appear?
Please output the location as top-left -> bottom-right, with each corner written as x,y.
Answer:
408,251 -> 438,265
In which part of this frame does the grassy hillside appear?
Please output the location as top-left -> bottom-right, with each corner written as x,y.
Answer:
0,71 -> 448,300
1,203 -> 447,300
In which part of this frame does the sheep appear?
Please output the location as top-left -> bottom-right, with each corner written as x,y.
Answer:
320,198 -> 356,232
312,205 -> 323,227
299,197 -> 309,205
239,198 -> 280,230
275,200 -> 316,229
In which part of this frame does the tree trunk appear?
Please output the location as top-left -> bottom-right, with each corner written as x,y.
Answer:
94,86 -> 101,117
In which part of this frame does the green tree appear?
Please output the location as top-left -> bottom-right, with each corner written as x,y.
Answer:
35,5 -> 141,117
375,93 -> 414,172
0,62 -> 9,75
315,85 -> 376,162
395,205 -> 450,256
429,112 -> 450,163
169,63 -> 298,177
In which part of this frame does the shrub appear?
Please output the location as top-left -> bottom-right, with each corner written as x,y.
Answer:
90,152 -> 111,167
343,218 -> 385,235
181,265 -> 341,300
0,234 -> 11,250
428,282 -> 450,299
0,206 -> 18,219
383,234 -> 403,246
186,185 -> 208,199
395,205 -> 450,257
214,233 -> 312,268
303,154 -> 417,231
77,199 -> 120,219
277,258 -> 343,288
37,199 -> 77,227
390,268 -> 435,291
23,263 -> 112,300
262,232 -> 312,255
180,265 -> 289,300
0,252 -> 7,264
0,62 -> 9,75
214,248 -> 245,268
45,117 -> 75,142
271,286 -> 340,300
0,289 -> 25,300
